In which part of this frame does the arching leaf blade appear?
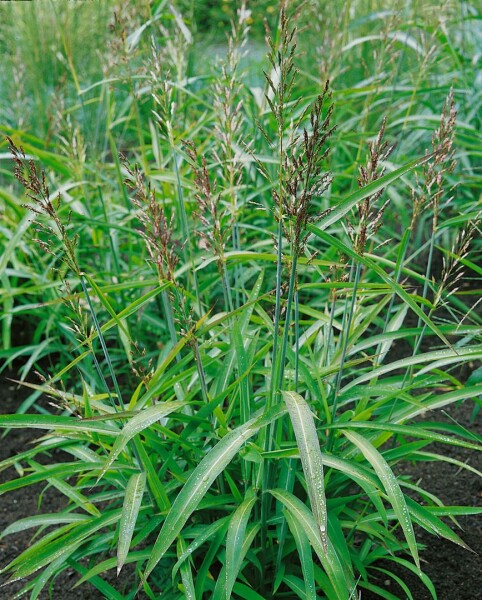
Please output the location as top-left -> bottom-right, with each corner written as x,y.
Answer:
224,488 -> 257,599
284,508 -> 317,600
283,391 -> 327,550
269,489 -> 355,600
342,430 -> 419,570
117,472 -> 146,575
144,407 -> 285,582
99,401 -> 185,479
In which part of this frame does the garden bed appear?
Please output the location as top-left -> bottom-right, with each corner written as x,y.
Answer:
1,376 -> 480,599
0,379 -> 150,599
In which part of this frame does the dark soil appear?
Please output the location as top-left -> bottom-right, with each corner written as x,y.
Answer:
362,398 -> 482,600
0,379 -> 149,599
1,376 -> 481,599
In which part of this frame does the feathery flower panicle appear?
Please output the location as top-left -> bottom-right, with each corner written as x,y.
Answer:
282,81 -> 335,257
411,90 -> 457,229
7,136 -> 80,275
183,141 -> 228,272
437,219 -> 480,304
351,117 -> 394,256
122,157 -> 180,283
212,2 -> 250,226
426,90 -> 457,208
260,7 -> 336,259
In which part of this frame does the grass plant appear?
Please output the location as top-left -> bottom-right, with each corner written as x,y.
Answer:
0,1 -> 481,598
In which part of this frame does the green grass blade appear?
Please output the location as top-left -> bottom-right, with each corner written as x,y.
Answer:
68,560 -> 126,600
404,498 -> 473,551
73,550 -> 153,587
144,408 -> 284,581
5,510 -> 121,582
0,187 -> 24,217
269,489 -> 354,600
283,391 -> 327,550
0,514 -> 89,539
385,556 -> 437,600
0,461 -> 103,495
99,401 -> 186,479
342,430 -> 419,570
177,536 -> 197,600
393,384 -> 482,423
0,413 -> 119,434
232,582 -> 266,600
412,450 -> 482,478
172,517 -> 230,582
29,556 -> 68,600
361,499 -> 474,551
377,304 -> 409,365
44,474 -> 100,517
213,524 -> 260,600
132,437 -> 170,512
341,346 -> 482,394
0,214 -> 31,275
326,420 -> 482,451
117,472 -> 146,575
284,509 -> 316,600
224,488 -> 257,599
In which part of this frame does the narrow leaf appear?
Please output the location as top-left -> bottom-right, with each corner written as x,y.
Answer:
377,304 -> 408,365
225,489 -> 257,599
99,401 -> 185,479
284,509 -> 316,600
0,413 -> 118,434
144,407 -> 284,581
5,510 -> 121,582
213,525 -> 260,600
117,472 -> 146,575
73,551 -> 153,587
283,391 -> 327,550
0,514 -> 89,539
177,537 -> 196,600
172,517 -> 230,581
269,489 -> 354,600
342,430 -> 419,569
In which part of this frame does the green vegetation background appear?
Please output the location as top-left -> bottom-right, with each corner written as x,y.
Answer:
0,1 -> 481,599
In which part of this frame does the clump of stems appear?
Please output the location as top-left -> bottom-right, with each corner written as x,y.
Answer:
257,7 -> 336,574
260,8 -> 335,404
123,156 -> 211,406
8,136 -> 126,411
328,118 -> 392,448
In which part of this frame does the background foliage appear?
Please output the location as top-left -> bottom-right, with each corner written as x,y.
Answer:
0,1 -> 481,598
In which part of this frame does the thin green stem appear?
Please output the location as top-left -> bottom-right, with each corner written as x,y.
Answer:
404,214 -> 438,387
327,260 -> 361,452
268,217 -> 285,412
80,275 -> 124,412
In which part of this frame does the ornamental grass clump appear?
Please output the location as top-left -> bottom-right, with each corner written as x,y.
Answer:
0,3 -> 481,600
